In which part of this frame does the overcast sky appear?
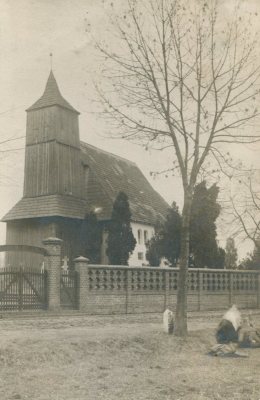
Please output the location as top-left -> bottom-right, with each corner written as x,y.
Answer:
0,0 -> 260,258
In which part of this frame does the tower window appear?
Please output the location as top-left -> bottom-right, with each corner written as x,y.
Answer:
137,229 -> 142,244
144,230 -> 149,244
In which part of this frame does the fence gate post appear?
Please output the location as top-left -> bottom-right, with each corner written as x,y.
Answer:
74,256 -> 89,311
43,237 -> 63,311
18,266 -> 23,311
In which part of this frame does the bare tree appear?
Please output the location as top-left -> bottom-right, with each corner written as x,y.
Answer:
231,172 -> 260,252
95,0 -> 260,335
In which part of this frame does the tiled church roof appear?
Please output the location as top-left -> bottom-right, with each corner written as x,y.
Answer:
26,71 -> 79,114
81,142 -> 169,225
2,195 -> 86,221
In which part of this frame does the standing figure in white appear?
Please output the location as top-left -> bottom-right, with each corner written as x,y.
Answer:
163,309 -> 174,334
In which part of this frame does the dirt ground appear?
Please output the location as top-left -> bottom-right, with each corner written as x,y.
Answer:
0,311 -> 260,400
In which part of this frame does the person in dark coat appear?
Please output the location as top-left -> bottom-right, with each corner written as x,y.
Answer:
216,305 -> 242,344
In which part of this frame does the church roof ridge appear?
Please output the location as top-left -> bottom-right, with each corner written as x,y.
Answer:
80,141 -> 137,166
26,71 -> 79,114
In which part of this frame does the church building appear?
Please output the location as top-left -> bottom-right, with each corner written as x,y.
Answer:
2,71 -> 169,267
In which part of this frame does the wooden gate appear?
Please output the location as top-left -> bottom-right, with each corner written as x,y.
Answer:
60,271 -> 78,309
0,267 -> 48,311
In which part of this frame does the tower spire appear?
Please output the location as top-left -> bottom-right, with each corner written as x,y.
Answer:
26,70 -> 79,114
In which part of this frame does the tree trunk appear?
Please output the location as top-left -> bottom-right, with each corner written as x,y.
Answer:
174,189 -> 193,336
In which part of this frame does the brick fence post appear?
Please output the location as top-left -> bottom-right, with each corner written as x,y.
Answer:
126,269 -> 132,314
164,270 -> 170,311
43,237 -> 62,311
197,270 -> 201,311
74,256 -> 89,312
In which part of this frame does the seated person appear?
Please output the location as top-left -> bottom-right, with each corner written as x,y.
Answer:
238,315 -> 260,348
216,304 -> 242,344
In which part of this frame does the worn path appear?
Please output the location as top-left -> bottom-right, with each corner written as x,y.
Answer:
0,311 -> 260,400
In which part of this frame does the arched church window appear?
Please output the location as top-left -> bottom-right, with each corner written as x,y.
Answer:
144,230 -> 148,244
138,229 -> 142,244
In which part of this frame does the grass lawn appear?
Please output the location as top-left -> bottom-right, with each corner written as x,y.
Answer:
0,312 -> 260,400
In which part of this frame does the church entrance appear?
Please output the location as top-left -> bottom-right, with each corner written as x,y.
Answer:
60,255 -> 78,309
0,266 -> 48,311
0,245 -> 48,311
60,270 -> 78,309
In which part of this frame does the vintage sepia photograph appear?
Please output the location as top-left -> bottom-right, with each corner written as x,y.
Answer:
0,0 -> 260,399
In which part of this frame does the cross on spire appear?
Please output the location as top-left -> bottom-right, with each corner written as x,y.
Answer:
50,53 -> 53,70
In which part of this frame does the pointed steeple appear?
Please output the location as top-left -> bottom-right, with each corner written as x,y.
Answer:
27,71 -> 79,114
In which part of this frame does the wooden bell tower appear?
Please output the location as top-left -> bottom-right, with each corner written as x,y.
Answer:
3,71 -> 86,267
24,71 -> 82,198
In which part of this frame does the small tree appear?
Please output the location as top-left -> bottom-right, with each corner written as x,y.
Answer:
190,182 -> 221,268
225,237 -> 238,269
212,247 -> 226,269
145,234 -> 162,266
146,184 -> 225,268
145,218 -> 164,266
106,191 -> 136,265
146,202 -> 181,266
80,212 -> 102,264
239,246 -> 260,270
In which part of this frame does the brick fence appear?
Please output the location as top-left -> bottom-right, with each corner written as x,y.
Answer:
8,237 -> 256,315
72,260 -> 260,315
